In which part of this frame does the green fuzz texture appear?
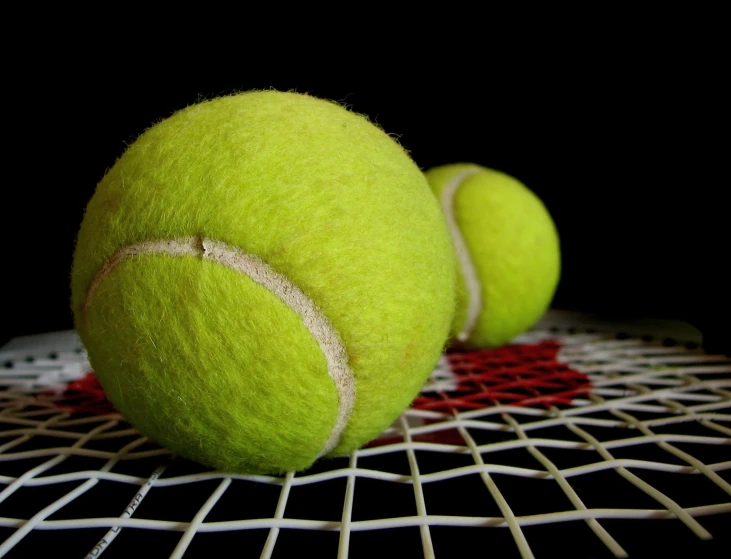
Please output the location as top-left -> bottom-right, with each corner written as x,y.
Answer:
72,91 -> 455,474
425,163 -> 560,348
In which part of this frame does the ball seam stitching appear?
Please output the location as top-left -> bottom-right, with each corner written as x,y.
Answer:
441,167 -> 483,341
82,236 -> 355,458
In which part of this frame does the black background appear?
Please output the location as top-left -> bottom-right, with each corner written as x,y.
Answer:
2,55 -> 728,350
0,34 -> 729,559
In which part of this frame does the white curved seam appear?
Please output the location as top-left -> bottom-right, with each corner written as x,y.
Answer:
441,167 -> 483,341
84,237 -> 355,458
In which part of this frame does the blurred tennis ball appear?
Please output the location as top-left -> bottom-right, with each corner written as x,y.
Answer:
426,163 -> 560,347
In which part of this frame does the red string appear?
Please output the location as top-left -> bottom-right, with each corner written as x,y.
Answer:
51,372 -> 117,415
413,341 -> 591,413
50,341 -> 590,421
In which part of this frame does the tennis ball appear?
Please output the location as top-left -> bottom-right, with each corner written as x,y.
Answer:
71,91 -> 455,474
425,164 -> 560,348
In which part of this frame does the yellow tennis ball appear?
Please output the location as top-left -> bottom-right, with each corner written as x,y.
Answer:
71,91 -> 455,474
425,163 -> 560,348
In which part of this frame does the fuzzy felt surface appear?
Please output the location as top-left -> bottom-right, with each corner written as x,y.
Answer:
425,164 -> 560,348
72,91 -> 455,474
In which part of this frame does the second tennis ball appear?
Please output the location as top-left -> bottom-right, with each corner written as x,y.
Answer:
425,164 -> 560,348
72,91 -> 455,474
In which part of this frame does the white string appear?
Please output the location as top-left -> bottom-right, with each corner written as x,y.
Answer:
0,321 -> 729,557
261,472 -> 295,559
336,453 -> 358,559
